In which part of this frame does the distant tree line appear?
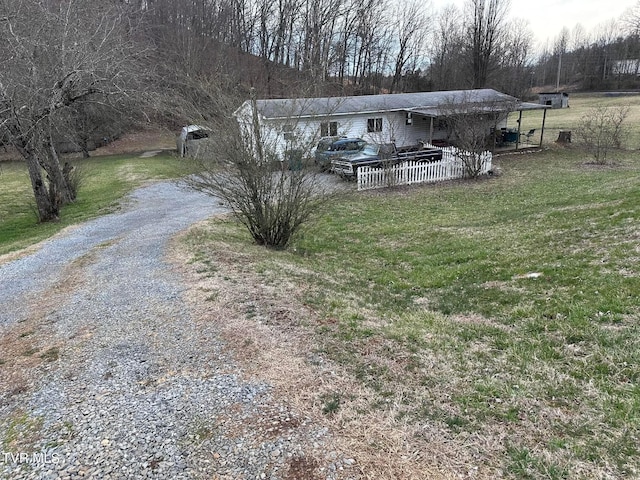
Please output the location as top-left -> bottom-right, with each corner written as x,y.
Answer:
132,0 -> 640,97
535,9 -> 640,92
129,0 -> 534,98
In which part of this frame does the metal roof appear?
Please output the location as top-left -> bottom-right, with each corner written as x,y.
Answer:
411,101 -> 548,118
249,89 -> 546,119
514,101 -> 550,111
182,124 -> 210,133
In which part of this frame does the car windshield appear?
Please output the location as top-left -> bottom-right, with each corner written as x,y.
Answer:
361,144 -> 379,155
188,130 -> 209,140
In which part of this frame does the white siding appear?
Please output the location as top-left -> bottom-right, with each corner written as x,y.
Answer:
263,112 -> 442,159
237,103 -> 513,161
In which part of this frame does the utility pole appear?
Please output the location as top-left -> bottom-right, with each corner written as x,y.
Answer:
555,49 -> 562,91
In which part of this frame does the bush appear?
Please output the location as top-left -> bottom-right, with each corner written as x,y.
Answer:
184,93 -> 328,249
575,105 -> 629,164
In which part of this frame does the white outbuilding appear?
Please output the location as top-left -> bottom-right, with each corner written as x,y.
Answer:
538,92 -> 569,109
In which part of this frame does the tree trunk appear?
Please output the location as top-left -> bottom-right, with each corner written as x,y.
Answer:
22,150 -> 60,222
13,132 -> 70,222
45,136 -> 74,204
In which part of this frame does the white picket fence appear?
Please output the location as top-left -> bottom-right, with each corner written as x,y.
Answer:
357,145 -> 492,191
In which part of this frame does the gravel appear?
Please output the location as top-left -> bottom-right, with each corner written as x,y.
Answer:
0,180 -> 356,479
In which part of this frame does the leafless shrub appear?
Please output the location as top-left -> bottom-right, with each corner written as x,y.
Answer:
183,91 -> 329,249
63,162 -> 84,201
378,151 -> 401,189
575,105 -> 629,164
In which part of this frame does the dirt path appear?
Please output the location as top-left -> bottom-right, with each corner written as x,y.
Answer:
0,181 -> 358,479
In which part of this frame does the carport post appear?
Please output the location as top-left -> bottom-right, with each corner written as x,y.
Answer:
429,117 -> 434,144
540,108 -> 548,147
515,110 -> 523,150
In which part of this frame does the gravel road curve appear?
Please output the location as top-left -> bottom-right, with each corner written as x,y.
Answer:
0,181 -> 355,479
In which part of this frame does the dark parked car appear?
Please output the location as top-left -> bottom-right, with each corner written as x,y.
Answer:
314,137 -> 366,171
331,142 -> 443,178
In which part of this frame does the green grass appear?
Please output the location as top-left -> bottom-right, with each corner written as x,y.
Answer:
185,146 -> 640,478
0,153 -> 188,256
1,411 -> 44,452
516,92 -> 640,149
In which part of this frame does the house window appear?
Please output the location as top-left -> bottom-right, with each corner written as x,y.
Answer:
282,124 -> 295,141
320,121 -> 338,137
405,112 -> 413,125
367,118 -> 383,133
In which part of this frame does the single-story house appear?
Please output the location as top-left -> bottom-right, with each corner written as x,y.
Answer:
538,92 -> 569,109
234,89 -> 549,159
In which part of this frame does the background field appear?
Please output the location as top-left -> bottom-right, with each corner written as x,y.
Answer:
517,92 -> 640,150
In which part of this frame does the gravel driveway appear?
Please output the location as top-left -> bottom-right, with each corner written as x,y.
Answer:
0,181 -> 354,479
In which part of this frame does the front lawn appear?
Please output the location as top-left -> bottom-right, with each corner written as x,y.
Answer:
185,146 -> 640,478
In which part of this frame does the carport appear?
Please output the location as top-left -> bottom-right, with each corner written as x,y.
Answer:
405,101 -> 550,152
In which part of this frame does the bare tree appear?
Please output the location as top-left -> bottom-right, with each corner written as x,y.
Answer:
389,0 -> 429,93
552,27 -> 570,89
622,1 -> 640,36
299,0 -> 340,82
429,5 -> 465,90
0,0 -> 145,222
438,93 -> 516,178
56,103 -> 131,159
496,18 -> 533,97
463,0 -> 511,88
348,0 -> 389,92
575,106 -> 629,164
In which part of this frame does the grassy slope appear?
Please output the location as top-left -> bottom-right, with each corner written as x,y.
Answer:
0,153 -> 188,256
184,94 -> 640,478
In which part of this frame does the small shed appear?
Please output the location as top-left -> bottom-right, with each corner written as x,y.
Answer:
539,92 -> 569,109
176,125 -> 213,158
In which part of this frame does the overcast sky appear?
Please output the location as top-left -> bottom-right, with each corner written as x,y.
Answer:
430,0 -> 637,50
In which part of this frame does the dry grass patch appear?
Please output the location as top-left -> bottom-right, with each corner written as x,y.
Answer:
170,224 -> 462,480
175,225 -> 533,478
89,127 -> 177,157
